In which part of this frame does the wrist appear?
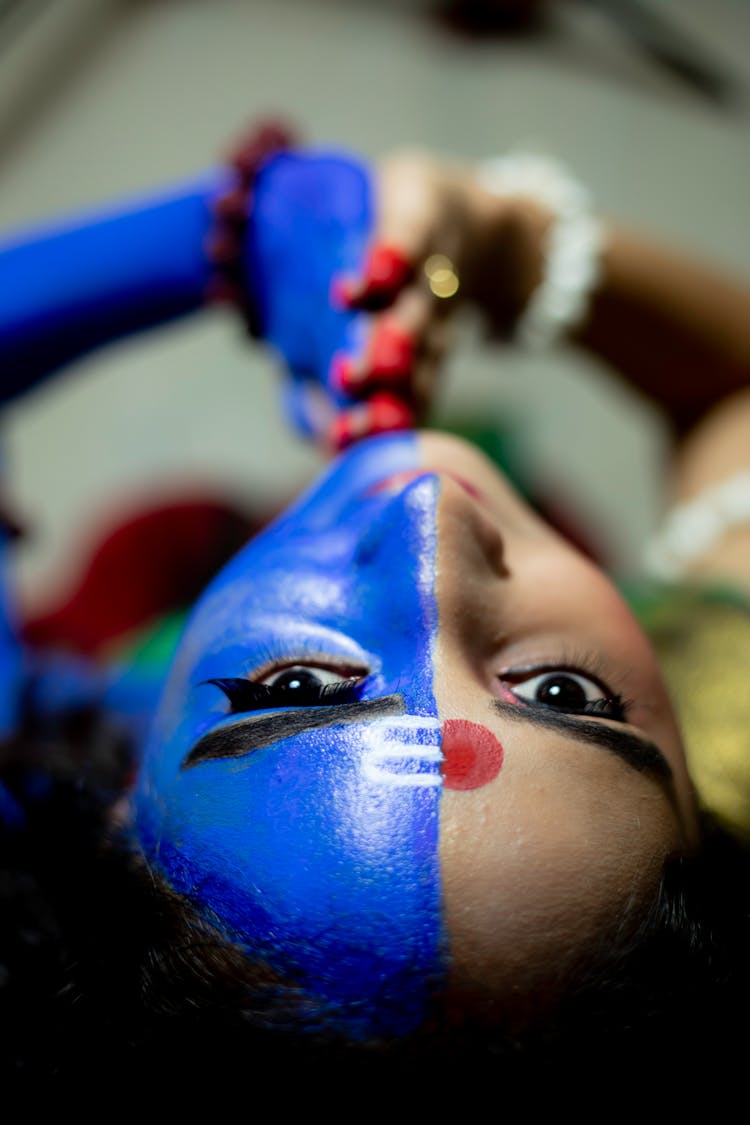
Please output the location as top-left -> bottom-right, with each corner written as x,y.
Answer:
204,118 -> 297,334
471,187 -> 552,333
476,154 -> 604,347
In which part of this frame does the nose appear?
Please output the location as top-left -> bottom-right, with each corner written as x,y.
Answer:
432,473 -> 512,688
436,474 -> 508,581
349,472 -> 510,703
345,474 -> 440,716
351,473 -> 508,641
352,472 -> 440,569
353,470 -> 506,570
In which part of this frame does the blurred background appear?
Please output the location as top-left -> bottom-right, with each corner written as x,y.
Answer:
1,0 -> 748,611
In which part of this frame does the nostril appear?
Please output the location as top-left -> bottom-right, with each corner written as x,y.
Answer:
468,503 -> 509,579
437,478 -> 510,580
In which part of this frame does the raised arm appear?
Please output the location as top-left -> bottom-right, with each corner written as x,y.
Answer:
340,150 -> 750,586
0,174 -> 222,403
0,130 -> 383,439
0,134 -> 393,745
573,225 -> 750,437
572,223 -> 750,589
338,150 -> 749,429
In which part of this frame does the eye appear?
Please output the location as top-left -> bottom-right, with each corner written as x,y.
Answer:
260,665 -> 360,692
499,669 -> 626,721
205,663 -> 367,713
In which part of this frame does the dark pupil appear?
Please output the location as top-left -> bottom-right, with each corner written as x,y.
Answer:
274,668 -> 321,692
537,675 -> 587,709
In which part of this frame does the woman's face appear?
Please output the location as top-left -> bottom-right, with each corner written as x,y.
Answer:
135,431 -> 697,1039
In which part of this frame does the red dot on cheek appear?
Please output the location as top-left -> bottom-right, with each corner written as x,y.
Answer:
440,719 -> 504,791
365,244 -> 413,291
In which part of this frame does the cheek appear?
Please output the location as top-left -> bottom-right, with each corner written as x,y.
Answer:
437,744 -> 675,1005
545,554 -> 657,675
144,719 -> 449,1040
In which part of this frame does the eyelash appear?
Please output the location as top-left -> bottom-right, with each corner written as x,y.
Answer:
205,652 -> 629,723
498,660 -> 630,723
205,676 -> 363,713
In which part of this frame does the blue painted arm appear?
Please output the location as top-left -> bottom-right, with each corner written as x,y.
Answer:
0,176 -> 233,758
0,151 -> 373,426
0,171 -> 227,404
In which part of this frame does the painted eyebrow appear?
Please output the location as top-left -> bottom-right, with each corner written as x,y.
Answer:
182,693 -> 406,770
490,699 -> 673,780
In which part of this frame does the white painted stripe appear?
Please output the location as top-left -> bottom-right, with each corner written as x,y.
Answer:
361,718 -> 443,787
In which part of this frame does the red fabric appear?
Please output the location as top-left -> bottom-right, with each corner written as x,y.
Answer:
21,486 -> 604,658
23,497 -> 260,656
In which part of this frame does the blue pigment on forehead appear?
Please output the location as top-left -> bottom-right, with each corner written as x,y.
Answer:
135,433 -> 445,1040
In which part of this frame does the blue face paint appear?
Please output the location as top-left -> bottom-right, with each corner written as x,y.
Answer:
135,432 -> 445,1040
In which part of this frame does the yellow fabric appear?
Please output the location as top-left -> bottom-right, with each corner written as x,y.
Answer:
644,588 -> 750,842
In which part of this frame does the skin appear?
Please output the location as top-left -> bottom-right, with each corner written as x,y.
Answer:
423,432 -> 698,1020
134,428 -> 698,1037
335,166 -> 750,1009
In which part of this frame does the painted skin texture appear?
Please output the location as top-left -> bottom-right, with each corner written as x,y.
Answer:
135,431 -> 698,1039
136,432 -> 444,1039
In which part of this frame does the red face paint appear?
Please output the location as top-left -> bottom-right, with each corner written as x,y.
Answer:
441,719 -> 504,791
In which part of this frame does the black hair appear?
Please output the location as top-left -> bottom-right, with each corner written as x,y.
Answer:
2,702 -> 750,1095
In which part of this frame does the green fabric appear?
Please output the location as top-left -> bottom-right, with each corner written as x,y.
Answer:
626,580 -> 750,842
112,609 -> 188,676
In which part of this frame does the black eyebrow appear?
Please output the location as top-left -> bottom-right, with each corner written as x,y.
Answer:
182,693 -> 406,770
490,699 -> 673,781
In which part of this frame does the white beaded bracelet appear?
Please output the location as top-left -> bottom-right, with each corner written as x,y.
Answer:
643,470 -> 750,580
477,153 -> 604,349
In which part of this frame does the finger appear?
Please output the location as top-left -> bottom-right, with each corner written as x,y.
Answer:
338,284 -> 433,393
376,153 -> 442,261
333,243 -> 414,312
410,317 -> 454,416
334,154 -> 441,311
327,392 -> 415,453
281,378 -> 335,441
332,321 -> 414,398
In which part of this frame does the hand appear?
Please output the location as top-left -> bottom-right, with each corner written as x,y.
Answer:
328,150 -> 538,450
249,148 -> 539,451
248,148 -> 401,448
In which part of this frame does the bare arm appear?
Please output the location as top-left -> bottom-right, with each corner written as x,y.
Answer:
355,152 -> 750,587
566,225 -> 750,590
574,225 -> 750,438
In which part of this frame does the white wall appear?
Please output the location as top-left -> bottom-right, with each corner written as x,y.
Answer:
1,0 -> 749,603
